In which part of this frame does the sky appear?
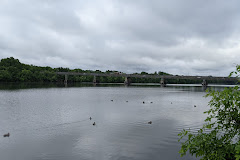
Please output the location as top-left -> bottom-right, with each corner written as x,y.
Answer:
0,0 -> 240,76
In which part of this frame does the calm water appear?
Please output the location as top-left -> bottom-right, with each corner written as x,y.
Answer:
0,83 -> 227,160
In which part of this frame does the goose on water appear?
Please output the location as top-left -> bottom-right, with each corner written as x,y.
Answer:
3,133 -> 10,137
148,121 -> 152,124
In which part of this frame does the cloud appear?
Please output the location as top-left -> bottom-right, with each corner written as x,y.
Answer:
0,0 -> 240,76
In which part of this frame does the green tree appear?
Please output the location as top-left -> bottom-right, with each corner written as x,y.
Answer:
0,70 -> 11,81
19,69 -> 33,81
178,65 -> 240,160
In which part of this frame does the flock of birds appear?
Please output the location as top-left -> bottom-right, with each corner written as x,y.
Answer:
108,99 -> 197,126
88,100 -> 155,127
111,99 -> 154,125
2,100 -> 197,138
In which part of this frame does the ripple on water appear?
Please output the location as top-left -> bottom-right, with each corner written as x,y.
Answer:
0,85 -> 217,160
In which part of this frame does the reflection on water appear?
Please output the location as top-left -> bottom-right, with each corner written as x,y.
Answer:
0,82 -> 232,90
0,83 -> 232,160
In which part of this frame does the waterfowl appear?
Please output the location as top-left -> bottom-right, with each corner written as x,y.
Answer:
194,105 -> 196,107
150,102 -> 153,103
148,121 -> 152,124
3,133 -> 10,137
143,101 -> 145,104
93,122 -> 96,126
126,101 -> 128,102
90,117 -> 92,120
111,100 -> 113,102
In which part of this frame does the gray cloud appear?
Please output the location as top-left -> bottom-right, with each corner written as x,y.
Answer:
0,0 -> 240,76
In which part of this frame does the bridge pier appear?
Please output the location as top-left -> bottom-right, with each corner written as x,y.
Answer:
124,77 -> 131,85
202,79 -> 208,87
93,76 -> 97,83
64,74 -> 68,85
160,78 -> 166,87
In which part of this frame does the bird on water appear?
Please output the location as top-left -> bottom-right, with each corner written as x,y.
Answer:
93,122 -> 96,126
90,117 -> 92,120
3,133 -> 10,137
148,121 -> 152,124
143,101 -> 145,104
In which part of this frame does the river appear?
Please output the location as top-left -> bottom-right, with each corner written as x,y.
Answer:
0,83 -> 229,160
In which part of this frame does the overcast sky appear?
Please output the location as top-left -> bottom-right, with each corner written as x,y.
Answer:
0,0 -> 240,76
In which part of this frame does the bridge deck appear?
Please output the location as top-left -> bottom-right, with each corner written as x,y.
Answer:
56,72 -> 237,81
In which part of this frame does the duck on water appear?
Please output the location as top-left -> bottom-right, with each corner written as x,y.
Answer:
3,133 -> 10,137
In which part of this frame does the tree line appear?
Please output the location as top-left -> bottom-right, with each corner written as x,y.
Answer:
0,57 -> 236,84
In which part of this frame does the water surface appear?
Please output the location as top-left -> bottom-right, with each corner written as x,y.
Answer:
0,83 -> 226,160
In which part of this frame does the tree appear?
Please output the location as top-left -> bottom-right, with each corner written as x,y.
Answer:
0,70 -> 11,81
20,69 -> 33,81
178,65 -> 240,160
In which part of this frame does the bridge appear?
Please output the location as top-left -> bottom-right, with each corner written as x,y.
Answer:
56,72 -> 238,87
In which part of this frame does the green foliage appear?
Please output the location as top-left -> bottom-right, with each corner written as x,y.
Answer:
178,66 -> 240,160
0,57 -> 58,82
235,142 -> 240,160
